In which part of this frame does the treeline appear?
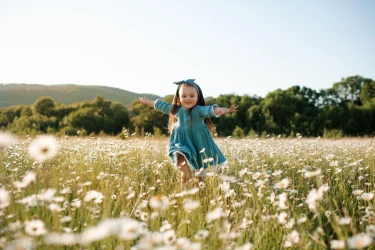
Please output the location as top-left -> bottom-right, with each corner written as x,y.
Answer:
1,75 -> 374,138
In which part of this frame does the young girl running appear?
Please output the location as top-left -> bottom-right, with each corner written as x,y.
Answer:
138,79 -> 238,188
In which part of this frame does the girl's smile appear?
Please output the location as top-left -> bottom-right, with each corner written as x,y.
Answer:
179,85 -> 198,109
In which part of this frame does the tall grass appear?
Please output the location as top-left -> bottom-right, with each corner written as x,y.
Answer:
0,135 -> 374,249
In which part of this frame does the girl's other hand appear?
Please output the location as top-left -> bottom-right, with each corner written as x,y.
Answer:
138,97 -> 149,105
228,103 -> 239,113
220,103 -> 239,116
138,97 -> 155,108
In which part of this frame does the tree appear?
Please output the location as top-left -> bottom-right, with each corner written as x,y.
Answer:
93,95 -> 111,116
33,97 -> 55,116
262,89 -> 300,135
129,98 -> 169,135
68,108 -> 100,135
360,80 -> 375,104
238,95 -> 262,133
20,106 -> 33,116
213,94 -> 241,136
105,103 -> 130,134
247,104 -> 265,135
232,126 -> 245,138
332,75 -> 372,105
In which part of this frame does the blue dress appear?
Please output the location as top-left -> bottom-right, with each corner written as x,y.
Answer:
154,99 -> 227,176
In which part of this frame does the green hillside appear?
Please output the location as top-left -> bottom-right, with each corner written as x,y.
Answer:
0,84 -> 161,108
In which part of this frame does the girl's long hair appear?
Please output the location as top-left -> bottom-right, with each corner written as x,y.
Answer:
168,83 -> 216,134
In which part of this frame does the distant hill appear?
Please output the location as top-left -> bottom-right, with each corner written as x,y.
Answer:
0,84 -> 161,108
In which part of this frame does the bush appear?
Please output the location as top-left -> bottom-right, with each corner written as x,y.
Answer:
153,126 -> 164,138
248,129 -> 258,138
232,126 -> 245,139
323,128 -> 344,139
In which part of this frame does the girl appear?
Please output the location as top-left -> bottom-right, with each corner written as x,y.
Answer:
138,79 -> 238,188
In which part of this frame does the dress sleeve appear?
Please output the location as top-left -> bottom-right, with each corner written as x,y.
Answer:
197,104 -> 221,118
154,99 -> 172,114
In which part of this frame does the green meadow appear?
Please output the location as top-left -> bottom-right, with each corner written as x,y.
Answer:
0,135 -> 374,249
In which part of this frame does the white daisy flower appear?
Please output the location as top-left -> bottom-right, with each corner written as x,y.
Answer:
28,135 -> 59,163
17,194 -> 38,208
330,239 -> 345,249
366,225 -> 375,237
352,190 -> 364,196
80,221 -> 113,245
304,168 -> 322,178
347,233 -> 372,249
278,212 -> 288,224
272,170 -> 283,176
314,227 -> 325,238
163,229 -> 176,245
194,229 -> 209,240
37,188 -> 57,202
160,220 -> 172,232
285,218 -> 295,229
338,217 -> 351,225
286,230 -> 300,244
0,131 -> 14,148
48,203 -> 61,212
70,199 -> 81,209
126,191 -> 135,199
140,212 -> 148,221
274,178 -> 289,189
329,160 -> 339,167
60,188 -> 71,194
44,232 -> 79,245
84,190 -> 104,203
360,192 -> 374,201
277,193 -> 288,210
239,168 -> 248,177
297,215 -> 307,224
149,195 -> 169,211
183,200 -> 200,213
13,172 -> 36,189
25,219 -> 47,236
305,189 -> 321,213
4,238 -> 35,250
60,216 -> 72,223
176,237 -> 191,248
198,181 -> 206,189
235,242 -> 253,250
206,207 -> 227,223
252,172 -> 261,180
0,188 -> 10,209
117,218 -> 142,241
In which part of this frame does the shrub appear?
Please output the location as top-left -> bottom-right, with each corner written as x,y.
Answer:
232,126 -> 245,139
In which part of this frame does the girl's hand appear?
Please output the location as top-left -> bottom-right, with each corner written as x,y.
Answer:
138,97 -> 155,108
138,97 -> 150,105
228,103 -> 239,113
220,103 -> 239,116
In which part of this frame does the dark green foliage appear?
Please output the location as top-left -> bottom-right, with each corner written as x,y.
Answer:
1,95 -> 130,136
1,75 -> 375,137
129,97 -> 169,135
232,126 -> 245,138
33,96 -> 55,116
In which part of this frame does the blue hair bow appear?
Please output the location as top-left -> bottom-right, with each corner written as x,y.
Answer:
173,79 -> 200,94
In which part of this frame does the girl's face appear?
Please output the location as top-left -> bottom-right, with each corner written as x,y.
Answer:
179,84 -> 198,109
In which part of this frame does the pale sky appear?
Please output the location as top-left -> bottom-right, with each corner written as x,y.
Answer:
1,0 -> 374,98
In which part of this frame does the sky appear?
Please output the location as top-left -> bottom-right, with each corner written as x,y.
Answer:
0,0 -> 374,98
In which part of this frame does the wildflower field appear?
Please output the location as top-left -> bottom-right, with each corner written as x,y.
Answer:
1,132 -> 375,249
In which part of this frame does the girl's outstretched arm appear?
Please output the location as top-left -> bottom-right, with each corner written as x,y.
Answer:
213,103 -> 239,116
138,97 -> 155,108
